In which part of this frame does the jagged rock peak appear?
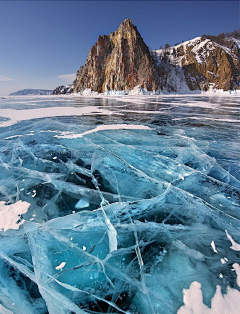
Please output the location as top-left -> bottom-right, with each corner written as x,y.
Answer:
120,18 -> 134,25
73,19 -> 159,93
110,19 -> 143,46
117,18 -> 135,31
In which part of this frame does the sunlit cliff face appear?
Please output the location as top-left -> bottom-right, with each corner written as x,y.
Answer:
73,19 -> 160,93
73,20 -> 240,95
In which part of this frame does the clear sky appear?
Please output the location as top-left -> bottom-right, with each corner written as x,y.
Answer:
0,0 -> 239,95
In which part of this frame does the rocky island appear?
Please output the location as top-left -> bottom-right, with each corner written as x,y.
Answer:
54,19 -> 240,94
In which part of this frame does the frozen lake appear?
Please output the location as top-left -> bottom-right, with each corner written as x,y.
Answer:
0,95 -> 240,314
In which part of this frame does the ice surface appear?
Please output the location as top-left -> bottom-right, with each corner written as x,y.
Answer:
0,95 -> 240,313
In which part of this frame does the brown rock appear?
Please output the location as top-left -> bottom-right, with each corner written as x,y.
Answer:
72,21 -> 239,94
73,19 -> 160,93
162,37 -> 240,91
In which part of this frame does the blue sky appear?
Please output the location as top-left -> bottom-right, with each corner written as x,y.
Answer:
0,1 -> 239,95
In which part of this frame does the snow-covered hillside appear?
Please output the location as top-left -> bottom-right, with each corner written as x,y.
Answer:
9,89 -> 53,96
154,36 -> 240,92
156,37 -> 239,66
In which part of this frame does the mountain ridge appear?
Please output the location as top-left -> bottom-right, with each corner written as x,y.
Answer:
155,36 -> 240,91
54,19 -> 240,94
9,89 -> 53,96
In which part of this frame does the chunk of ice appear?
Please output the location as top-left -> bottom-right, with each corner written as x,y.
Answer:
75,198 -> 90,209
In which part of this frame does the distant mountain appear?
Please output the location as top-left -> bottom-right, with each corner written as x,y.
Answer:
53,20 -> 240,94
9,89 -> 53,96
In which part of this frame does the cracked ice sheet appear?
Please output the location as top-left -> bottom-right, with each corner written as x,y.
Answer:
0,95 -> 240,314
23,192 -> 240,314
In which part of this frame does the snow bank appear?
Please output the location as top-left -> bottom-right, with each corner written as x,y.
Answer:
0,106 -> 113,128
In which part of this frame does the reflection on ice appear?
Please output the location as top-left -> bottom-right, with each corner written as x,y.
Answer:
0,95 -> 240,313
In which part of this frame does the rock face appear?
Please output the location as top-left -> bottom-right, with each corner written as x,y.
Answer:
52,84 -> 73,95
73,19 -> 160,93
57,19 -> 239,94
156,37 -> 240,91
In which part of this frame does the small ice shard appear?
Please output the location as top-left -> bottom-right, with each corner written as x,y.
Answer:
53,156 -> 57,160
55,262 -> 66,271
75,198 -> 90,209
106,216 -> 118,253
101,208 -> 117,253
0,200 -> 30,231
211,240 -> 218,253
82,246 -> 86,251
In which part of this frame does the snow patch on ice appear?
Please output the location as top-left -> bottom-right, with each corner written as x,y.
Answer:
220,258 -> 228,264
55,124 -> 152,139
0,200 -> 30,232
0,106 -> 113,128
211,241 -> 218,253
225,230 -> 240,251
55,262 -> 66,271
232,263 -> 240,287
177,281 -> 240,314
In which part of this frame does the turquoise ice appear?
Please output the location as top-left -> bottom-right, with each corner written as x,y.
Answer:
0,95 -> 239,313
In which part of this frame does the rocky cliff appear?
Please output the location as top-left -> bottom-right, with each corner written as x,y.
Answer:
55,20 -> 239,94
156,37 -> 240,91
52,84 -> 73,95
73,19 -> 160,93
